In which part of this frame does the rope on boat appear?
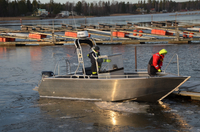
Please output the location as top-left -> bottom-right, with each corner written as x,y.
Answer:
158,76 -> 191,102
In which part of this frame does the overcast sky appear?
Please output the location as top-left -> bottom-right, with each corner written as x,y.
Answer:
39,0 -> 190,4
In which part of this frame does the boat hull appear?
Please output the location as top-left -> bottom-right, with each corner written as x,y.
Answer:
38,76 -> 188,102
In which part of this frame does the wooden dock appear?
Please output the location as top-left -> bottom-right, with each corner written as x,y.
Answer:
1,21 -> 200,46
173,81 -> 200,101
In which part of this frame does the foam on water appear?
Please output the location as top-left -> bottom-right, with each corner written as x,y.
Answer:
95,101 -> 149,113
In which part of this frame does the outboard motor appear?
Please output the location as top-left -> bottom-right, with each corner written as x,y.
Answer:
41,71 -> 54,78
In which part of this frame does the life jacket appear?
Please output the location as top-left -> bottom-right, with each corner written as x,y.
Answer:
148,52 -> 164,70
88,50 -> 100,64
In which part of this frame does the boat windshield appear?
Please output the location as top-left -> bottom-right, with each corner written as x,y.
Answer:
100,54 -> 124,72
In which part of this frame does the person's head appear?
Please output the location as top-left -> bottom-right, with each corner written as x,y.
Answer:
159,49 -> 167,55
94,46 -> 100,52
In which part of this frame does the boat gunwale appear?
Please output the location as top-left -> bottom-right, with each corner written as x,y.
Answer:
42,74 -> 188,81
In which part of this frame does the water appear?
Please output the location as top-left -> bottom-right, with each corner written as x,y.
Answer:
1,10 -> 200,30
1,12 -> 200,131
0,44 -> 200,131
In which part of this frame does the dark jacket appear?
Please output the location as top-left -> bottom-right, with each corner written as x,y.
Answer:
88,50 -> 100,64
148,52 -> 165,76
148,52 -> 164,70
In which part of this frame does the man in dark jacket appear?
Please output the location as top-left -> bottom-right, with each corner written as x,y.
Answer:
148,49 -> 167,76
88,46 -> 111,75
88,46 -> 101,75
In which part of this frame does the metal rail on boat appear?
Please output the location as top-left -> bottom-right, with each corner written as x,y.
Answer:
53,58 -> 71,75
74,38 -> 96,76
164,53 -> 180,76
52,72 -> 171,79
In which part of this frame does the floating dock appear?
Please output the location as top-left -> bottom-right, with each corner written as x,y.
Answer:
174,81 -> 200,101
175,91 -> 200,100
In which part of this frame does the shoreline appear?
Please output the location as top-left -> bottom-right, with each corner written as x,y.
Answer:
0,16 -> 41,21
0,14 -> 133,21
0,10 -> 199,21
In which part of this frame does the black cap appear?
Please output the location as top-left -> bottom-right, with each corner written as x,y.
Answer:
94,46 -> 100,51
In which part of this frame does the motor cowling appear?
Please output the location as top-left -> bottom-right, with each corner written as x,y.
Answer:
42,71 -> 54,78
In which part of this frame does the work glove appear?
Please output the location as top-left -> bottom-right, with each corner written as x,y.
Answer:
103,59 -> 111,63
106,59 -> 111,63
158,69 -> 161,72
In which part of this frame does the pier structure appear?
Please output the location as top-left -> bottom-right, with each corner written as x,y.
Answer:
1,20 -> 200,46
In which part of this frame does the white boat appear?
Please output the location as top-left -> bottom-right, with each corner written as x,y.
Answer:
36,33 -> 190,103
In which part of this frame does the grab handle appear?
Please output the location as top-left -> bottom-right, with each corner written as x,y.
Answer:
164,53 -> 179,76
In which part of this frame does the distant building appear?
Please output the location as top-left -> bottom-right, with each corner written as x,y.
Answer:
136,8 -> 147,13
55,11 -> 78,18
60,11 -> 70,17
55,11 -> 69,18
150,8 -> 156,13
162,10 -> 167,13
36,8 -> 48,17
70,11 -> 77,16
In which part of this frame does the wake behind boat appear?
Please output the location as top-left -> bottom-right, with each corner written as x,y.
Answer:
35,31 -> 190,103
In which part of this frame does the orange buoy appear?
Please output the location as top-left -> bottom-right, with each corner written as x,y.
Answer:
189,33 -> 194,38
183,32 -> 188,38
139,30 -> 143,37
133,30 -> 137,36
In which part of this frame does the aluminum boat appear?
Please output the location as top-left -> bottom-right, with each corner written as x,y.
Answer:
36,34 -> 190,102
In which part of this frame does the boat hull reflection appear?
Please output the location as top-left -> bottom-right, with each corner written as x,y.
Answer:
37,99 -> 189,129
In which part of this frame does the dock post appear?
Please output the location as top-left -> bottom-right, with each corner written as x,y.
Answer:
175,13 -> 180,41
20,19 -> 22,26
111,29 -> 113,42
135,46 -> 137,72
52,21 -> 56,44
175,28 -> 180,41
52,30 -> 55,43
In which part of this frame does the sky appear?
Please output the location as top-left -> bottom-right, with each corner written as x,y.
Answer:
38,0 -> 190,4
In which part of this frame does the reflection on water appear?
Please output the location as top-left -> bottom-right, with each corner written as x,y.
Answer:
37,98 -> 190,130
95,101 -> 149,113
0,47 -> 7,59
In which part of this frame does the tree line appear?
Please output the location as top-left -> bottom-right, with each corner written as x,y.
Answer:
0,0 -> 200,17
